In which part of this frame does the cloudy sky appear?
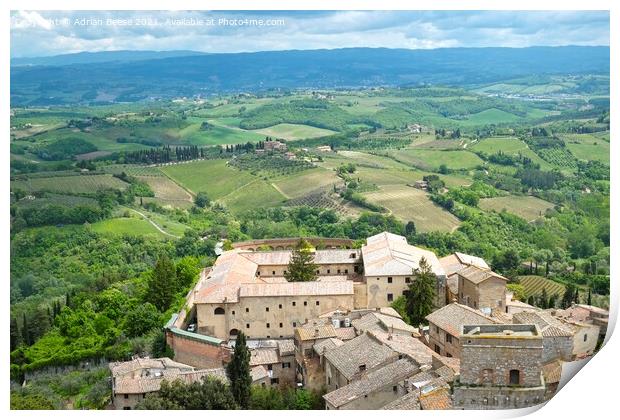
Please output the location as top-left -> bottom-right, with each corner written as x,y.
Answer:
10,10 -> 610,58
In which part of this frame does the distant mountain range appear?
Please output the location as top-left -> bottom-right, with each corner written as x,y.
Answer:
10,46 -> 610,106
10,50 -> 206,67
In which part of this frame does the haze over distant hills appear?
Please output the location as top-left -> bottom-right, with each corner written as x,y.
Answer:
10,46 -> 609,106
10,50 -> 207,67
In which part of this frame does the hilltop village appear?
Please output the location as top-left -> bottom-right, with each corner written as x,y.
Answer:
109,232 -> 608,410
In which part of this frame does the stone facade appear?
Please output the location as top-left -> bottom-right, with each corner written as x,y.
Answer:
458,270 -> 506,314
165,328 -> 231,369
453,324 -> 546,410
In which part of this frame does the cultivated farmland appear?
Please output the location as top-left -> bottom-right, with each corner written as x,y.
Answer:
362,185 -> 461,233
517,275 -> 566,299
11,174 -> 129,194
479,195 -> 555,221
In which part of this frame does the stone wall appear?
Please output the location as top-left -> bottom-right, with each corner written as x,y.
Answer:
453,380 -> 546,410
427,324 -> 461,358
542,336 -> 573,363
233,237 -> 355,251
165,328 -> 231,369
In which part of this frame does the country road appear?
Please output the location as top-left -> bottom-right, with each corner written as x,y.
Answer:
124,207 -> 180,238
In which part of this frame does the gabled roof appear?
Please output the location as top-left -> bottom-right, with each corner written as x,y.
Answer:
250,348 -> 280,366
296,324 -> 337,341
425,303 -> 498,337
439,252 -> 489,277
457,265 -> 507,284
109,357 -> 193,378
361,232 -> 445,277
113,367 -> 227,395
381,391 -> 421,410
323,358 -> 419,408
324,333 -> 397,381
369,330 -> 436,366
352,311 -> 418,336
513,311 -> 574,337
313,338 -> 344,355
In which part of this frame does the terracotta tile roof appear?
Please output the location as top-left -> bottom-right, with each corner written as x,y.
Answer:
334,327 -> 357,341
419,386 -> 452,410
250,348 -> 280,366
542,360 -> 563,384
425,303 -> 498,337
109,357 -> 193,378
313,338 -> 344,355
324,333 -> 397,381
513,311 -> 574,337
439,252 -> 489,277
457,265 -> 506,284
323,358 -> 419,408
381,391 -> 421,410
369,330 -> 435,366
114,368 -> 227,395
277,339 -> 295,356
239,280 -> 354,298
251,365 -> 270,382
241,249 -> 360,266
352,312 -> 418,336
296,324 -> 337,341
361,232 -> 445,277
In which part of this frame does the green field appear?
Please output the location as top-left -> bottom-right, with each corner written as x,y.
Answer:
389,149 -> 484,171
137,175 -> 193,207
363,185 -> 461,233
479,195 -> 555,221
161,159 -> 255,198
90,217 -> 167,238
470,137 -> 551,169
517,275 -> 566,299
11,174 -> 129,194
562,133 -> 610,164
272,168 -> 341,199
251,123 -> 336,140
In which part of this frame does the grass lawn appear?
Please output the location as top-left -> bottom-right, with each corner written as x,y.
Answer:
479,195 -> 555,221
363,185 -> 461,233
181,118 -> 265,145
251,123 -> 336,140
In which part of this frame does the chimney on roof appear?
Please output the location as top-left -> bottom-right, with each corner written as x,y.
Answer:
314,328 -> 320,337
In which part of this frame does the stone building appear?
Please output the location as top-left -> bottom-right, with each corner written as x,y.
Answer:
457,265 -> 507,314
439,252 -> 490,304
191,232 -> 446,343
323,358 -> 420,410
513,311 -> 574,362
453,324 -> 546,410
323,333 -> 399,392
109,358 -> 227,410
425,303 -> 499,358
249,340 -> 296,386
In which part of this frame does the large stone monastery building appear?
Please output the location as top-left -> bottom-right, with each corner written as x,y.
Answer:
192,232 -> 447,341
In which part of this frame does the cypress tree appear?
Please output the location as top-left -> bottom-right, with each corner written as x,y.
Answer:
587,288 -> 592,306
10,317 -> 20,351
285,239 -> 318,282
21,313 -> 30,346
405,257 -> 437,326
147,254 -> 177,311
226,331 -> 252,409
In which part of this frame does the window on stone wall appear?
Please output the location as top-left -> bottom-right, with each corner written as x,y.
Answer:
266,323 -> 270,328
232,310 -> 235,315
387,293 -> 393,302
304,301 -> 308,306
214,307 -> 225,315
509,369 -> 520,385
293,322 -> 297,327
316,301 -> 320,306
282,362 -> 291,368
246,308 -> 249,313
405,277 -> 411,283
279,323 -> 283,328
266,307 -> 269,312
584,334 -> 588,342
279,304 -> 282,309
446,334 -> 452,343
327,269 -> 331,274
337,269 -> 341,274
272,271 -> 276,275
292,301 -> 296,306
387,277 -> 393,283
393,385 -> 398,393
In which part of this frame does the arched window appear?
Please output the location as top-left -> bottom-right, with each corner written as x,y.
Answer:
509,369 -> 520,385
229,328 -> 239,337
214,307 -> 225,315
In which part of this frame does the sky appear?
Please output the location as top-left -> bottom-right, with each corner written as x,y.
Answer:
9,10 -> 610,58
